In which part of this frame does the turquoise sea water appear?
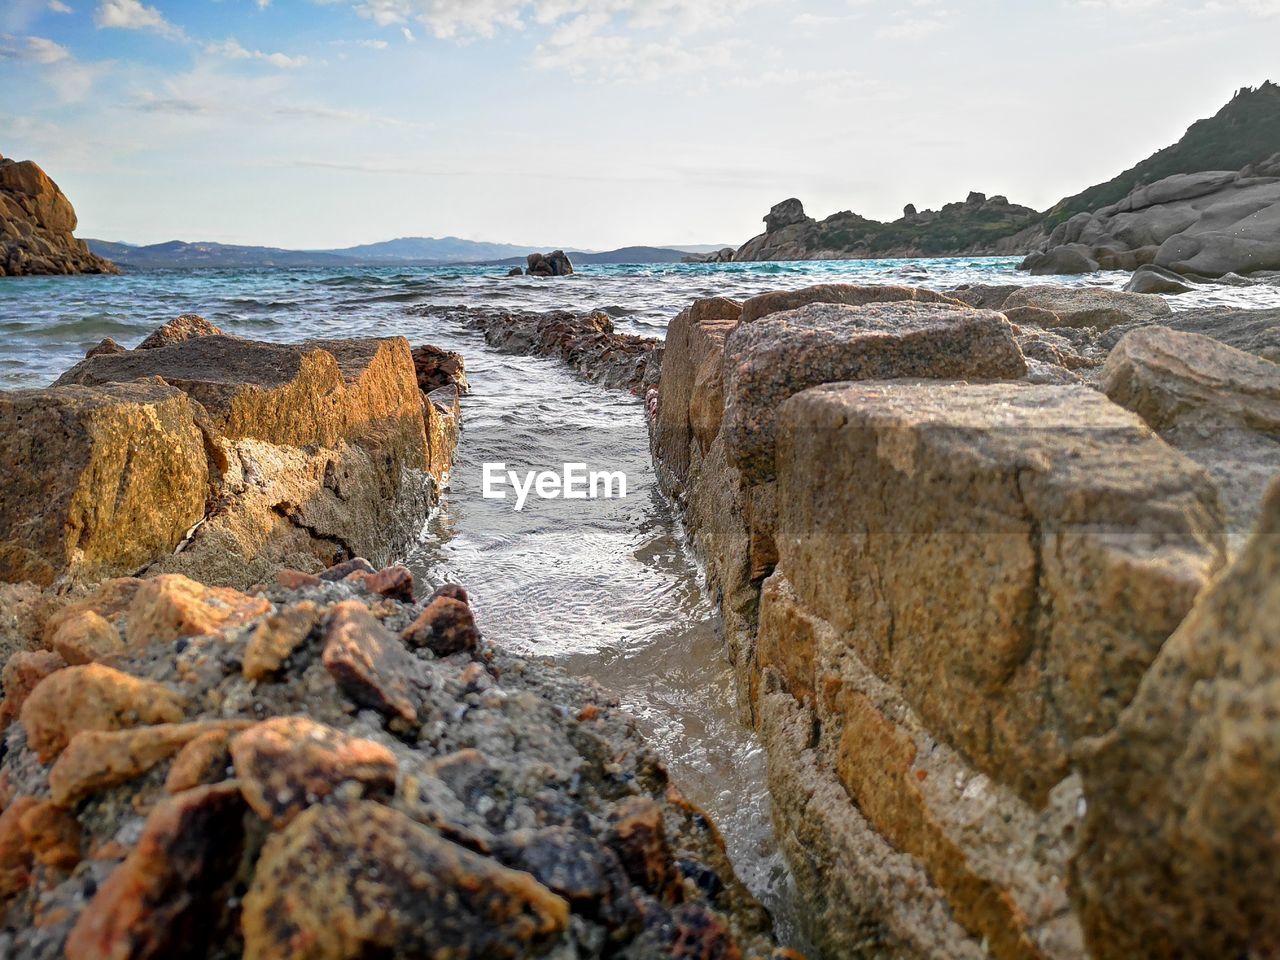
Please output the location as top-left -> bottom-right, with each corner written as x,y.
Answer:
5,257 -> 1278,388
3,257 -> 1277,948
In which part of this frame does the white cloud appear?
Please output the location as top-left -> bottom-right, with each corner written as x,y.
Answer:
48,1 -> 73,13
0,33 -> 105,101
206,37 -> 310,68
95,0 -> 185,39
0,33 -> 70,63
402,25 -> 415,41
876,13 -> 946,39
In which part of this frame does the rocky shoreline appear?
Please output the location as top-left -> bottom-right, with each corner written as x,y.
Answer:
0,315 -> 798,959
2,282 -> 1279,959
426,284 -> 1280,958
647,282 -> 1280,959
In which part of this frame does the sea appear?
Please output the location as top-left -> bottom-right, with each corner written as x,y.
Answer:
3,257 -> 1278,948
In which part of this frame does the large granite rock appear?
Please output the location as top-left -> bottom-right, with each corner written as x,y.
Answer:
738,283 -> 963,324
0,569 -> 785,960
1021,154 -> 1280,278
1101,325 -> 1280,543
1101,305 -> 1280,363
722,301 -> 1027,482
1,330 -> 457,588
0,154 -> 117,277
1072,479 -> 1280,960
1001,285 -> 1172,330
771,381 -> 1224,804
0,382 -> 208,587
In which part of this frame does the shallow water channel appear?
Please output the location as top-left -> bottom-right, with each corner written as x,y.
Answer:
402,315 -> 807,948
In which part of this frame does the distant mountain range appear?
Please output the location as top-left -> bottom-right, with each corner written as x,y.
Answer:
84,236 -> 732,270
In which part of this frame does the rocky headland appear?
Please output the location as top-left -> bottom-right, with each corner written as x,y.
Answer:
0,154 -> 118,278
734,194 -> 1041,262
0,315 -> 798,959
719,82 -> 1280,288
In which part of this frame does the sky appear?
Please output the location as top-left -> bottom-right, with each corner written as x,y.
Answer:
1,0 -> 1277,250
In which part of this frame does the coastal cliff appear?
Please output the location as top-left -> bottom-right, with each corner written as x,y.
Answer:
649,281 -> 1280,959
0,154 -> 117,277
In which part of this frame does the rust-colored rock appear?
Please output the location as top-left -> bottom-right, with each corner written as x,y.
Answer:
85,337 -> 126,358
49,721 -> 251,807
242,601 -> 321,681
0,796 -> 40,900
136,314 -> 224,350
366,564 -> 414,603
411,342 -> 469,394
49,609 -> 124,665
125,574 -> 271,648
164,728 -> 239,794
0,649 -> 66,730
241,799 -> 570,960
323,600 -> 428,723
41,577 -> 142,646
401,591 -> 481,656
19,664 -> 186,762
607,796 -> 683,903
64,783 -> 247,960
0,382 -> 208,586
17,800 -> 81,870
229,716 -> 397,828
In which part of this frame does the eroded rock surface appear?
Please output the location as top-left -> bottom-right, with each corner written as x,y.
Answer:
0,328 -> 459,589
0,568 -> 786,959
1102,325 -> 1280,541
1072,480 -> 1280,959
722,300 -> 1027,482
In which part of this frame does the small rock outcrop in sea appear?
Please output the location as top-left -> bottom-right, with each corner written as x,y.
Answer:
681,247 -> 736,264
0,153 -> 118,277
0,565 -> 792,959
1021,153 -> 1280,278
0,319 -> 461,588
416,304 -> 662,395
648,279 -> 1280,959
524,250 -> 574,277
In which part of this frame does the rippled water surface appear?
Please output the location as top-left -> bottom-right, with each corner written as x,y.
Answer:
4,258 -> 1278,947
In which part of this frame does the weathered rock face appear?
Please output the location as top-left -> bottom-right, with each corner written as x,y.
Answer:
647,287 -> 1280,960
0,568 -> 786,960
1021,154 -> 1280,278
722,301 -> 1027,482
0,329 -> 459,588
1101,305 -> 1280,363
1071,479 -> 1280,960
525,250 -> 574,277
1101,325 -> 1280,543
136,313 -> 224,349
0,381 -> 209,587
1001,285 -> 1172,330
419,304 -> 662,395
770,381 -> 1224,803
0,154 -> 118,277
